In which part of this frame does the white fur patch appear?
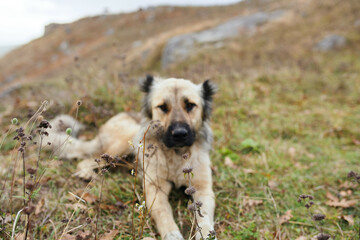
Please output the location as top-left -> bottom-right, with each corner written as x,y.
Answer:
164,230 -> 184,240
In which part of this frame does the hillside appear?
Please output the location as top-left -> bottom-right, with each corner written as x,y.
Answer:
0,0 -> 308,99
0,2 -> 249,98
0,0 -> 358,102
0,0 -> 360,239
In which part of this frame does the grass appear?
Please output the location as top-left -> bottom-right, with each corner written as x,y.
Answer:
1,0 -> 360,239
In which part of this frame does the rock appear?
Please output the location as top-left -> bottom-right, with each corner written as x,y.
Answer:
213,42 -> 225,49
44,23 -> 70,36
132,40 -> 142,48
167,7 -> 174,13
65,26 -> 72,34
51,54 -> 59,62
0,83 -> 21,98
313,34 -> 347,51
0,46 -> 17,58
0,75 -> 15,86
59,41 -> 71,55
162,10 -> 285,68
36,61 -> 44,68
354,19 -> 360,27
141,49 -> 151,60
146,12 -> 156,23
44,23 -> 61,36
105,28 -> 115,36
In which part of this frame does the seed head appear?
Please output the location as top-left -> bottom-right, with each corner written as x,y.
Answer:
24,204 -> 35,215
182,167 -> 193,174
299,194 -> 307,199
115,201 -> 128,209
298,194 -> 314,202
348,171 -> 358,178
195,201 -> 203,208
27,168 -> 37,175
209,230 -> 216,236
66,128 -> 72,135
316,233 -> 331,240
25,181 -> 35,190
38,120 -> 52,129
77,100 -> 82,106
185,186 -> 196,195
101,153 -> 113,163
13,127 -> 26,140
188,203 -> 196,211
76,235 -> 84,240
207,230 -> 216,239
313,213 -> 326,221
182,152 -> 190,160
11,118 -> 18,125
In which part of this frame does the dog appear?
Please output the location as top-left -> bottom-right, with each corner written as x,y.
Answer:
46,76 -> 217,240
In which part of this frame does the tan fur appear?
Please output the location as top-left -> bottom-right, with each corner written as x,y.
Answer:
134,78 -> 215,240
47,78 -> 216,240
46,112 -> 140,159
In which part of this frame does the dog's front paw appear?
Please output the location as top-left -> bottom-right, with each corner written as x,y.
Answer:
196,225 -> 216,240
164,231 -> 184,240
203,230 -> 217,240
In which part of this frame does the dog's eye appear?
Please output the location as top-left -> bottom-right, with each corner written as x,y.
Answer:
158,104 -> 169,113
185,102 -> 196,112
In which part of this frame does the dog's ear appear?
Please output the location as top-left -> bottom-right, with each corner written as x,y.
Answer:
140,75 -> 154,119
140,75 -> 154,93
201,80 -> 217,121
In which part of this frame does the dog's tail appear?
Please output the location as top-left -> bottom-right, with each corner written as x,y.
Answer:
44,114 -> 102,159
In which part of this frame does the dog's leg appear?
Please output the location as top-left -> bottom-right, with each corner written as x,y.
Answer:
145,180 -> 184,240
192,167 -> 216,240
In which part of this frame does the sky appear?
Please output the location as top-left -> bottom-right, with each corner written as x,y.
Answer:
0,0 -> 240,46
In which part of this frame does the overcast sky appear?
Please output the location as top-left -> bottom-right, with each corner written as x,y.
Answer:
0,0 -> 240,46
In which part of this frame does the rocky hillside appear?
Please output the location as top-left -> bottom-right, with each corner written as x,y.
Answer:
0,0 -> 359,100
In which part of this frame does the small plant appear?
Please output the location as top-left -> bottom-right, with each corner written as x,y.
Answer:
9,101 -> 52,239
348,171 -> 360,183
182,155 -> 216,240
183,163 -> 205,240
297,194 -> 331,240
240,138 -> 261,154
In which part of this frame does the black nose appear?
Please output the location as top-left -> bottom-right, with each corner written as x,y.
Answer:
164,122 -> 194,148
172,127 -> 189,140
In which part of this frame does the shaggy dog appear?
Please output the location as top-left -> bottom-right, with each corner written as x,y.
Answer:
46,76 -> 217,240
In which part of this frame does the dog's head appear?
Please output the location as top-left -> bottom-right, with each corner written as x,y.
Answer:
140,75 -> 216,148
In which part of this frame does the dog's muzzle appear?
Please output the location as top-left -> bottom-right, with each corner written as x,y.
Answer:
163,122 -> 195,148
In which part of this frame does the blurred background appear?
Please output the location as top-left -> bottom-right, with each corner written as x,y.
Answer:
0,0 -> 241,49
0,0 -> 359,108
0,0 -> 360,238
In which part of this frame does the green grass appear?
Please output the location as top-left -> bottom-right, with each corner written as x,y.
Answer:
1,54 -> 359,239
